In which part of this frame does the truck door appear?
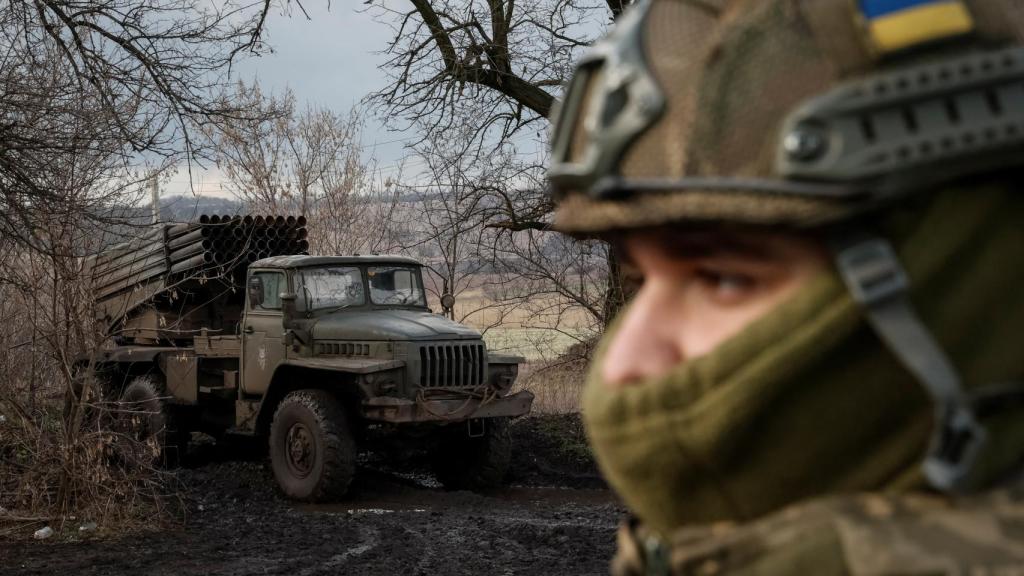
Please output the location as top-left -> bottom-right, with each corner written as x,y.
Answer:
241,270 -> 287,395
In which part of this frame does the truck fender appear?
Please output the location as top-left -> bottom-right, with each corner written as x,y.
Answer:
250,362 -> 401,436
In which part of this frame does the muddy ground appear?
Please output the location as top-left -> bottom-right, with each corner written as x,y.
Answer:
1,415 -> 623,575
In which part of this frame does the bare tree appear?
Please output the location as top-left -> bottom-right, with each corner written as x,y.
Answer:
211,83 -> 357,215
0,0 -> 284,524
399,133 -> 501,325
367,0 -> 639,326
211,82 -> 405,255
472,145 -> 609,355
0,0 -> 275,252
0,38 -> 148,252
485,224 -> 609,355
0,110 -> 177,527
368,0 -> 609,149
310,175 -> 406,257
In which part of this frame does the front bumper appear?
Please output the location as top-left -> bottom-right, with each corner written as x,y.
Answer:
362,390 -> 534,423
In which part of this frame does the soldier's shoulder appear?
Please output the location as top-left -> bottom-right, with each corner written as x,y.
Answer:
616,490 -> 1024,576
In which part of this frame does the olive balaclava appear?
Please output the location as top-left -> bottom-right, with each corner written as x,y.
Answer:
583,182 -> 1024,536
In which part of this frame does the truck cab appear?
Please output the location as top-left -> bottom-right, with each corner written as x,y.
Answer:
238,255 -> 529,422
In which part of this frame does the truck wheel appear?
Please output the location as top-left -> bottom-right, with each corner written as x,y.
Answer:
433,417 -> 511,491
269,389 -> 356,501
117,375 -> 188,467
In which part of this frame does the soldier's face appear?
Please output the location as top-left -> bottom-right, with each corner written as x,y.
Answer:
602,228 -> 828,387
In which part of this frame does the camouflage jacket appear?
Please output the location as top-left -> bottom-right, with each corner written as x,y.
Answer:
612,490 -> 1024,576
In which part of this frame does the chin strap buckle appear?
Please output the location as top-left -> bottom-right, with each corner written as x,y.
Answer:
924,404 -> 988,491
835,238 -> 908,306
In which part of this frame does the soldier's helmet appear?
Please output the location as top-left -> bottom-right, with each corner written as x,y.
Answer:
549,0 -> 1024,493
550,0 -> 1024,233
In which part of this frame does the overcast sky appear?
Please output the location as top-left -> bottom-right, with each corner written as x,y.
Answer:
164,2 -> 410,197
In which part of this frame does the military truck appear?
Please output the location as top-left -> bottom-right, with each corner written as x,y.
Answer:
82,215 -> 531,500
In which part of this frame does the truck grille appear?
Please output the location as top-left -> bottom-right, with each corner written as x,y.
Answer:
419,343 -> 486,388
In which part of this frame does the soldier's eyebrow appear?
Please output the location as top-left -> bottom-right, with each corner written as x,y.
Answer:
665,232 -> 776,260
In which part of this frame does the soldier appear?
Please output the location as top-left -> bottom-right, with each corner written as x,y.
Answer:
547,0 -> 1024,573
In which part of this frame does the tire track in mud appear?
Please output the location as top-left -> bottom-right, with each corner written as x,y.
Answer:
294,525 -> 380,576
3,469 -> 621,576
293,483 -> 621,576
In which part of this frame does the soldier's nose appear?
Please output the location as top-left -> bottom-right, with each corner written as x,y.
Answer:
601,281 -> 683,387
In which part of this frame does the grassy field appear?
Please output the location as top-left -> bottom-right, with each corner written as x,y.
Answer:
481,327 -> 590,360
514,358 -> 588,414
433,280 -> 598,361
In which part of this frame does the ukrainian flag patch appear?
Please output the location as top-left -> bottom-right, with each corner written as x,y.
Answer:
860,0 -> 975,55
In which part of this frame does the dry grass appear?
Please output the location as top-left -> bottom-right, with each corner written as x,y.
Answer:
514,343 -> 593,414
428,280 -> 598,362
0,373 -> 183,541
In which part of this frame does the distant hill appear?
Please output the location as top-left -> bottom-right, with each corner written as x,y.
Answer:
158,195 -> 245,223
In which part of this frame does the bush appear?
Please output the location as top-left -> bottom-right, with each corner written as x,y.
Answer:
0,247 -> 182,539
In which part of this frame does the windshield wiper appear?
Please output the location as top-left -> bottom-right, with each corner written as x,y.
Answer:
321,303 -> 357,314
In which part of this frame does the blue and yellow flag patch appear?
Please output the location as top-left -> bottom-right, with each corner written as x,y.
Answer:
859,0 -> 975,55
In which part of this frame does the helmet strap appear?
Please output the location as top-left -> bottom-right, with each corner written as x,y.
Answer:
830,229 -> 987,492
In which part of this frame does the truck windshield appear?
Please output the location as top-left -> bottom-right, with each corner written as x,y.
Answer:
297,266 -> 365,310
367,266 -> 427,306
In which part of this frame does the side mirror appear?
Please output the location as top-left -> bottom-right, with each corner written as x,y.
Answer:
280,292 -> 308,346
248,276 -> 264,308
280,292 -> 298,328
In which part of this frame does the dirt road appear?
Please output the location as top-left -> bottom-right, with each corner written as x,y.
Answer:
2,416 -> 623,575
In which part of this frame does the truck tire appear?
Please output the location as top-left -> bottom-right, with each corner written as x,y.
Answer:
432,417 -> 511,491
118,374 -> 188,467
269,389 -> 356,501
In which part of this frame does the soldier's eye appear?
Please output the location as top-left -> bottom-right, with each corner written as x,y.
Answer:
695,269 -> 757,302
